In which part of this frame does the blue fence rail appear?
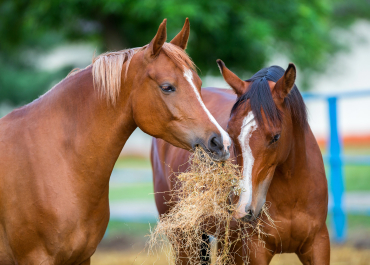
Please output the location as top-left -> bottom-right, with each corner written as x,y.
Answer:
301,90 -> 370,243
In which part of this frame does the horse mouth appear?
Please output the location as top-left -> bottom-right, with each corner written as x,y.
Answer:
226,195 -> 264,223
193,144 -> 230,162
239,208 -> 263,223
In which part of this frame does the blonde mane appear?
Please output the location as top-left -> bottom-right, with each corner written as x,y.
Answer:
91,43 -> 196,105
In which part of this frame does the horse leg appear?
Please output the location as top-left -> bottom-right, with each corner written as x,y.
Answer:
246,241 -> 274,265
216,237 -> 244,265
229,239 -> 245,264
296,224 -> 330,265
175,232 -> 210,265
200,233 -> 211,264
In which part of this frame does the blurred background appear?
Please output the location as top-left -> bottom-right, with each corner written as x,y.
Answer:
1,0 -> 370,264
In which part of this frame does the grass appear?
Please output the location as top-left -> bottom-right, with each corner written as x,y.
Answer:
320,145 -> 370,155
327,214 -> 370,232
343,145 -> 370,155
321,145 -> 370,191
325,165 -> 370,191
343,165 -> 370,191
114,157 -> 151,169
347,214 -> 370,230
107,221 -> 156,237
109,183 -> 154,202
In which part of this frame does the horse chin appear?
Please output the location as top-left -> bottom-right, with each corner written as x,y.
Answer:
238,208 -> 263,224
208,151 -> 230,162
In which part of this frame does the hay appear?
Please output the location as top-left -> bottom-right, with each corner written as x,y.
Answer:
149,148 -> 276,264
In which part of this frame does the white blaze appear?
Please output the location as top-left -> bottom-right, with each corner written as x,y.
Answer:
183,68 -> 231,151
235,111 -> 257,218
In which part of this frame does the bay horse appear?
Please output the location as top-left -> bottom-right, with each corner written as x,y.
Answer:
0,19 -> 231,265
151,62 -> 329,264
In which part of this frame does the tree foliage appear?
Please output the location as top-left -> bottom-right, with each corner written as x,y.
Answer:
0,0 -> 369,104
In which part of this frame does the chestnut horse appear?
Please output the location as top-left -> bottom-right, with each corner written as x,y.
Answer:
151,62 -> 329,264
0,19 -> 231,265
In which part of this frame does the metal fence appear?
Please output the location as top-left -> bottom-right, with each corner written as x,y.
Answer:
302,90 -> 370,243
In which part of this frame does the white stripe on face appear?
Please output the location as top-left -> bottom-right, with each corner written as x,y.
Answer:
235,111 -> 257,218
183,68 -> 231,150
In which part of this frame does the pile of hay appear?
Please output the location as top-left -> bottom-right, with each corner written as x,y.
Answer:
149,148 -> 275,264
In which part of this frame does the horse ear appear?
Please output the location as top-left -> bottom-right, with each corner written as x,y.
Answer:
146,19 -> 167,58
170,18 -> 190,50
217,59 -> 248,97
273,63 -> 296,103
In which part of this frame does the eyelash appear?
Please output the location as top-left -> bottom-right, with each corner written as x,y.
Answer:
160,84 -> 176,93
270,134 -> 280,144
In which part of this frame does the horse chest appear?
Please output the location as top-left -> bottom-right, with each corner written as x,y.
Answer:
2,192 -> 110,265
262,208 -> 323,253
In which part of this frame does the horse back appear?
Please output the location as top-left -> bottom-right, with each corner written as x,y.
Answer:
151,87 -> 236,215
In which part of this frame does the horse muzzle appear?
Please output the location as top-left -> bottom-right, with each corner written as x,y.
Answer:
234,208 -> 262,223
233,198 -> 265,222
206,132 -> 230,161
192,133 -> 230,161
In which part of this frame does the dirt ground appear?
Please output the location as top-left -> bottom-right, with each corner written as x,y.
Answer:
92,245 -> 370,265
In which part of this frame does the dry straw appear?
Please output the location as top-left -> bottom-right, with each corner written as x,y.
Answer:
149,148 -> 277,264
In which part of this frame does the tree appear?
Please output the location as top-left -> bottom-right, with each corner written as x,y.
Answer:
0,0 -> 369,104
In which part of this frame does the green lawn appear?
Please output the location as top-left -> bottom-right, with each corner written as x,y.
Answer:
327,214 -> 370,229
106,221 -> 156,237
342,165 -> 370,191
325,165 -> 370,191
320,146 -> 370,190
321,146 -> 370,155
323,145 -> 370,191
114,157 -> 151,169
347,214 -> 370,229
344,146 -> 370,155
109,183 -> 154,202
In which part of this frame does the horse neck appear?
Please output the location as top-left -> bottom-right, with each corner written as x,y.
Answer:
32,67 -> 137,184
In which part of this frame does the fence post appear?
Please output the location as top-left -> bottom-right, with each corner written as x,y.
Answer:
327,96 -> 346,242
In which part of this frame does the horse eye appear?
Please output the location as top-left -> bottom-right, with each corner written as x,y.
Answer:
160,84 -> 176,93
270,134 -> 280,144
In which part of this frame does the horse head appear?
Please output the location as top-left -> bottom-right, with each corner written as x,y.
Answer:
217,60 -> 304,221
124,19 -> 231,161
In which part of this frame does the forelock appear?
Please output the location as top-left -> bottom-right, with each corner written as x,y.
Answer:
231,66 -> 308,130
161,43 -> 196,72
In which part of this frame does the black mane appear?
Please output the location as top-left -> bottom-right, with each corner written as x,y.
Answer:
231,65 -> 308,130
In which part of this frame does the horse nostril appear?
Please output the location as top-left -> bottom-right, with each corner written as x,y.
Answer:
210,137 -> 218,148
208,134 -> 223,153
240,209 -> 254,222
